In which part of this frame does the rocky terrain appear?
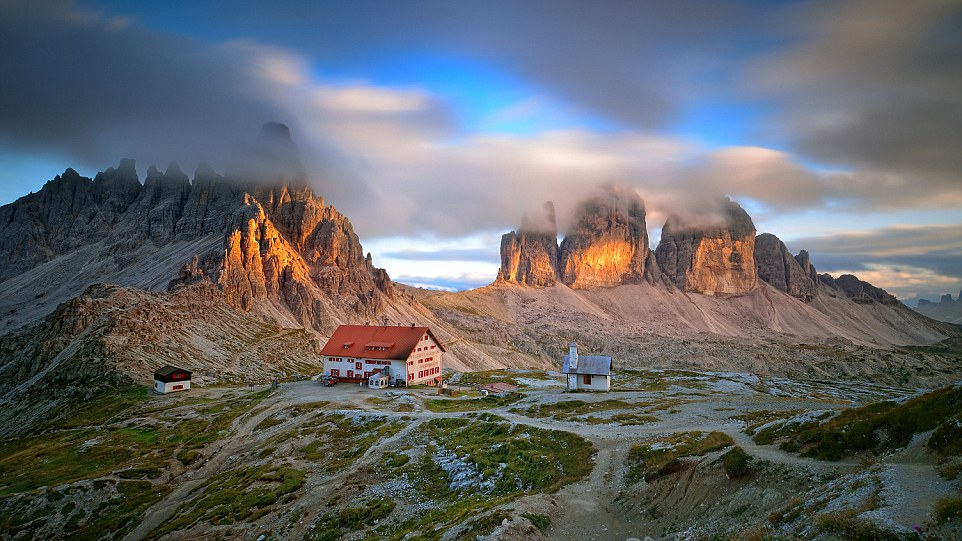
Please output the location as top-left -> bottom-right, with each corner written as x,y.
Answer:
1,370 -> 960,541
916,292 -> 962,324
2,137 -> 959,432
0,132 -> 960,540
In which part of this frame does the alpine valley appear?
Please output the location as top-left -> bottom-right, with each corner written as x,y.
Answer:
1,126 -> 960,540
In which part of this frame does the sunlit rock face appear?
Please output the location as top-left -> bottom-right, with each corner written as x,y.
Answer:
0,123 -> 395,332
655,198 -> 757,296
558,194 -> 648,289
498,202 -> 560,287
754,233 -> 817,302
217,182 -> 392,329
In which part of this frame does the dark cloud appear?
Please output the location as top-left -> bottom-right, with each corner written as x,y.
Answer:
0,2 -> 292,173
118,0 -> 750,130
785,224 -> 962,300
750,0 -> 962,209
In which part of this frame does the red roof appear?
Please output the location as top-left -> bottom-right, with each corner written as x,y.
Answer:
320,325 -> 446,360
479,382 -> 518,394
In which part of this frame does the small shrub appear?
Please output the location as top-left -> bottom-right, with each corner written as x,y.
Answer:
935,495 -> 962,524
815,509 -> 901,540
644,457 -> 686,482
722,447 -> 752,478
176,449 -> 202,465
521,512 -> 550,533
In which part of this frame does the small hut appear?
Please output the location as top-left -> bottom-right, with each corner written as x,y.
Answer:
562,343 -> 612,392
368,369 -> 391,389
154,365 -> 192,394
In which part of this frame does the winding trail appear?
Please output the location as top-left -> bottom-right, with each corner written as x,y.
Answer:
121,378 -> 953,540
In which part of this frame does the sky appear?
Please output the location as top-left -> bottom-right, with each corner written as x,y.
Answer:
1,0 -> 960,303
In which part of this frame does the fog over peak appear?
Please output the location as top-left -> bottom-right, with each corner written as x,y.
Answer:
1,1 -> 959,293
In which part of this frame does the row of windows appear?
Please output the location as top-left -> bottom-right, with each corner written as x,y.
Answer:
333,369 -> 383,378
415,345 -> 437,352
417,367 -> 440,379
409,356 -> 435,366
327,358 -> 392,366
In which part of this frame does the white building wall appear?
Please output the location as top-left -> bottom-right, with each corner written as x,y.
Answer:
405,333 -> 444,385
154,379 -> 191,394
566,374 -> 610,392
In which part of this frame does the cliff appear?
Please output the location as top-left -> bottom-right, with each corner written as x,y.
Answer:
818,274 -> 899,305
497,202 -> 560,287
654,198 -> 757,296
0,140 -> 393,333
558,193 -> 649,289
754,233 -> 817,302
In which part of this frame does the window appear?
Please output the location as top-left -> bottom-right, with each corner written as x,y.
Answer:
355,362 -> 362,370
431,345 -> 435,349
408,373 -> 414,381
331,369 -> 340,376
173,384 -> 183,390
583,374 -> 592,385
364,371 -> 370,378
347,370 -> 354,378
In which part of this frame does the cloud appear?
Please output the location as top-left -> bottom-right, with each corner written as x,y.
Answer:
786,223 -> 962,300
749,0 -> 962,210
392,273 -> 495,292
0,3 -> 295,173
379,248 -> 497,263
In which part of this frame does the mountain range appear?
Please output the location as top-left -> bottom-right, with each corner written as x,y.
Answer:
1,124 -> 958,436
915,292 -> 962,325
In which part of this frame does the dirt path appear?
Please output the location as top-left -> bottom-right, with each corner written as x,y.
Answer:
122,380 -> 956,539
544,436 -> 637,541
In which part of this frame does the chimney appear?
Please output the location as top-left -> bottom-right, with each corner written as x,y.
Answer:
569,342 -> 579,371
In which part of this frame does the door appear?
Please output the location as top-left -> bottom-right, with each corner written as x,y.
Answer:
582,374 -> 592,386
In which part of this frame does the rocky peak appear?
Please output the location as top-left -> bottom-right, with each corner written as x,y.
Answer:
819,274 -> 899,305
229,121 -> 305,182
654,198 -> 757,296
754,233 -> 817,302
558,193 -> 649,289
90,158 -> 141,213
0,126 -> 395,332
497,202 -> 560,287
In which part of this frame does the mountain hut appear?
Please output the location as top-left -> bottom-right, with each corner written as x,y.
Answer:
561,342 -> 612,392
153,365 -> 192,394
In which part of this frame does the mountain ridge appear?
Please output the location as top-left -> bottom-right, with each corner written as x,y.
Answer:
1,128 -> 958,432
